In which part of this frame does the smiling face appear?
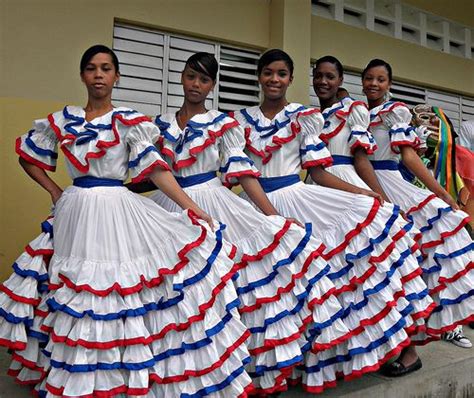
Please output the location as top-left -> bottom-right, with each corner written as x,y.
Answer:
80,52 -> 119,100
181,65 -> 215,104
258,60 -> 293,101
362,65 -> 391,106
313,61 -> 343,104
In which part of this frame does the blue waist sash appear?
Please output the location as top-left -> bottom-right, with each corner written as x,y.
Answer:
371,160 -> 415,182
73,176 -> 124,188
331,155 -> 354,166
175,171 -> 217,188
370,160 -> 400,170
259,174 -> 300,193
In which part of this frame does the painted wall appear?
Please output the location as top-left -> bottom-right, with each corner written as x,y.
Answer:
404,0 -> 474,27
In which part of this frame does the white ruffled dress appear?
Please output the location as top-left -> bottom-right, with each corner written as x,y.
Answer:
320,98 -> 435,334
149,110 -> 350,395
0,106 -> 253,397
368,101 -> 474,342
232,103 -> 433,393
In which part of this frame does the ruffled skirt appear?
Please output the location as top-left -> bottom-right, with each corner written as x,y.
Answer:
240,180 -> 433,393
375,169 -> 474,343
150,177 -> 350,395
0,185 -> 253,397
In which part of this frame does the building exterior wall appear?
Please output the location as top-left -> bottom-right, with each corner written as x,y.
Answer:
1,0 -> 473,281
310,16 -> 474,95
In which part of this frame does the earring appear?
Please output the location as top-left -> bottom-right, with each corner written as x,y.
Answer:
384,91 -> 393,101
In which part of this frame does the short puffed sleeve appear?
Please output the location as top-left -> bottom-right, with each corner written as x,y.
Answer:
219,122 -> 260,186
126,120 -> 170,183
16,119 -> 59,171
297,110 -> 333,169
383,104 -> 420,153
347,102 -> 377,154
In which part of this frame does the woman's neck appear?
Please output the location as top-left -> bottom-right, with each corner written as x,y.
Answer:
176,101 -> 207,129
260,97 -> 289,120
84,97 -> 114,121
367,97 -> 385,110
319,96 -> 338,111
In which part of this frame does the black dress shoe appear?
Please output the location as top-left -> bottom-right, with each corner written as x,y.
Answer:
381,357 -> 422,377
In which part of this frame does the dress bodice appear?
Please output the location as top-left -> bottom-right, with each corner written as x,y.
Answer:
321,97 -> 376,157
368,101 -> 420,162
155,110 -> 259,186
232,103 -> 333,178
16,106 -> 168,183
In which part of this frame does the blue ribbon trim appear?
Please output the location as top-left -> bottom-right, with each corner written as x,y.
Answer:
369,101 -> 396,121
250,353 -> 304,377
219,156 -> 254,173
239,105 -> 307,137
62,107 -> 137,145
300,142 -> 326,156
300,317 -> 407,373
155,113 -> 228,154
0,307 -> 33,326
236,223 -> 315,295
434,243 -> 474,261
432,288 -> 474,312
173,222 -> 225,290
24,129 -> 58,159
41,220 -> 53,237
13,262 -> 48,282
322,101 -> 345,121
181,357 -> 252,398
128,146 -> 160,168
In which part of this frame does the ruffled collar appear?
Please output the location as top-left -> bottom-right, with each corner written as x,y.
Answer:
59,106 -> 137,143
48,105 -> 150,173
321,97 -> 353,121
239,103 -> 307,138
369,101 -> 405,126
155,110 -> 238,170
237,103 -> 319,164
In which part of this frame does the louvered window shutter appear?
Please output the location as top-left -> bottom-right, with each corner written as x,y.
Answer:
112,23 -> 260,116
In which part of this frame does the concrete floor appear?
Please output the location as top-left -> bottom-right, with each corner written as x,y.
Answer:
0,328 -> 473,398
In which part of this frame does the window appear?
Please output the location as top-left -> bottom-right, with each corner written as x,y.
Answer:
112,23 -> 261,115
311,0 -> 473,59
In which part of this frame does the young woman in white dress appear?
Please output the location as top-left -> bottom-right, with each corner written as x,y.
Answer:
0,45 -> 254,397
232,49 -> 434,392
129,52 -> 354,396
357,58 -> 474,376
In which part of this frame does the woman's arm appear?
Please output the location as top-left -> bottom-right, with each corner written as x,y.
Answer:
125,180 -> 157,193
309,165 -> 383,203
400,146 -> 459,210
239,175 -> 279,216
148,167 -> 215,227
353,148 -> 391,202
19,157 -> 63,204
